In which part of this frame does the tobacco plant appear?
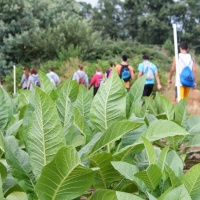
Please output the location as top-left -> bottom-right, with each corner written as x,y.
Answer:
0,70 -> 200,200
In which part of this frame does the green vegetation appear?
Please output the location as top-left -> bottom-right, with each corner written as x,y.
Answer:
0,0 -> 200,199
0,71 -> 200,199
0,0 -> 199,84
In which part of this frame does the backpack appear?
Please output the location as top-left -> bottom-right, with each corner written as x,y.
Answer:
32,75 -> 40,87
179,56 -> 194,87
143,63 -> 154,80
97,75 -> 103,88
120,65 -> 131,82
106,69 -> 112,78
77,72 -> 85,85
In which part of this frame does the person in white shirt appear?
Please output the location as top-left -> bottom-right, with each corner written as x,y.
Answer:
46,68 -> 61,87
72,65 -> 89,87
168,41 -> 196,100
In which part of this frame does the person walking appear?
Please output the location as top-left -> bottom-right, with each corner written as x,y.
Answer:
116,55 -> 134,91
19,67 -> 30,89
88,67 -> 104,96
27,68 -> 40,91
137,54 -> 162,96
168,41 -> 196,100
105,62 -> 115,79
72,65 -> 89,87
46,67 -> 60,87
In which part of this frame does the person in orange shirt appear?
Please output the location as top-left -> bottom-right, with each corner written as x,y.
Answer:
116,55 -> 134,90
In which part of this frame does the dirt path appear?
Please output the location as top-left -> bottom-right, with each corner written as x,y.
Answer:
162,86 -> 200,115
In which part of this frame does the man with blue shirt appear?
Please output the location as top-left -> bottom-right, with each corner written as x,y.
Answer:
138,54 -> 162,96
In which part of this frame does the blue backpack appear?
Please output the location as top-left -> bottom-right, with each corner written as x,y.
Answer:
179,56 -> 194,87
120,65 -> 131,82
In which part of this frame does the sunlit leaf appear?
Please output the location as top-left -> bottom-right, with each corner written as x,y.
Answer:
183,163 -> 200,198
90,69 -> 126,132
24,88 -> 66,179
35,146 -> 95,200
135,164 -> 162,190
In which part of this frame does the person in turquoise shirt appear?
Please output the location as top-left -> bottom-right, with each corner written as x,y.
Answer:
138,54 -> 162,96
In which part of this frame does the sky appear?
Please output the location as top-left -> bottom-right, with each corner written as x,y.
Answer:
77,0 -> 98,7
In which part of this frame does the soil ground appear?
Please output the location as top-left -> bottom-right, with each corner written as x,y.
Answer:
162,85 -> 200,115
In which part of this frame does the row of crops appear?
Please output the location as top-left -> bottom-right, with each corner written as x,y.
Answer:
0,70 -> 200,199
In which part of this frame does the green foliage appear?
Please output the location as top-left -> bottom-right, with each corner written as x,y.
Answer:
0,67 -> 200,199
163,39 -> 174,56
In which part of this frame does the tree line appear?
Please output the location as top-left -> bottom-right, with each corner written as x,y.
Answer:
0,0 -> 199,79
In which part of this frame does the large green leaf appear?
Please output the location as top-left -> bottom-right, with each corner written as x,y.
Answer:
88,189 -> 143,200
120,124 -> 146,148
159,185 -> 192,200
0,133 -> 4,158
38,70 -> 55,94
138,120 -> 188,142
111,161 -> 147,192
56,95 -> 74,138
133,147 -> 161,171
35,146 -> 95,200
187,134 -> 200,147
4,136 -> 36,194
24,87 -> 66,179
174,98 -> 189,127
165,150 -> 184,179
5,120 -> 23,136
146,97 -> 158,116
135,164 -> 162,190
19,90 -> 31,106
56,80 -> 79,102
78,132 -> 102,160
165,165 -> 181,187
165,135 -> 184,150
0,175 -> 3,200
129,75 -> 146,103
187,116 -> 200,134
183,163 -> 200,197
90,69 -> 126,132
142,137 -> 156,165
113,144 -> 144,162
0,161 -> 7,184
154,93 -> 174,120
73,107 -> 93,142
186,117 -> 200,147
75,84 -> 92,121
6,192 -> 28,200
0,87 -> 12,131
148,193 -> 158,200
129,99 -> 147,120
157,147 -> 169,172
90,121 -> 143,156
90,152 -> 121,189
111,161 -> 139,182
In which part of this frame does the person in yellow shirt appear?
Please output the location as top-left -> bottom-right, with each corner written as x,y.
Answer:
116,55 -> 134,91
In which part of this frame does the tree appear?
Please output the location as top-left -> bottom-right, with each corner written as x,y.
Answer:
124,0 -> 174,44
92,0 -> 125,40
0,0 -> 102,67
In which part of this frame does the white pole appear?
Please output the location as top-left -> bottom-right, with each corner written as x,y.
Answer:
13,64 -> 16,96
173,24 -> 180,102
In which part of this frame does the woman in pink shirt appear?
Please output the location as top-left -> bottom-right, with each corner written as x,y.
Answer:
88,67 -> 104,96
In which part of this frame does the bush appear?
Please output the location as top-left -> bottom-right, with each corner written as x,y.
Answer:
163,39 -> 174,56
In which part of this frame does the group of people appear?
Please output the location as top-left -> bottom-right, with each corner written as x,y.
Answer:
19,41 -> 196,101
19,67 -> 60,90
72,41 -> 196,100
72,54 -> 162,97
